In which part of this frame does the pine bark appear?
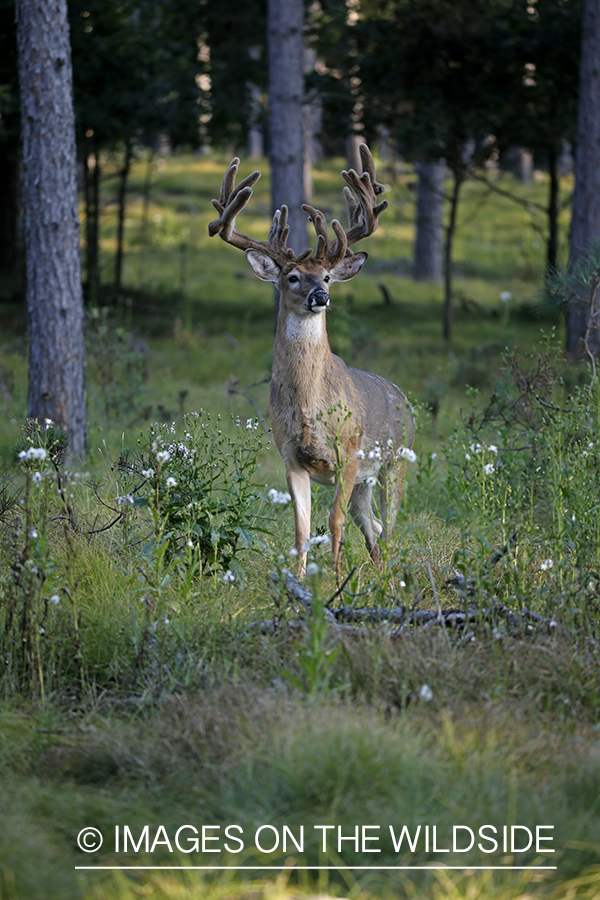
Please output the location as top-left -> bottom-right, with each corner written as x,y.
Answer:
414,161 -> 445,282
443,171 -> 463,342
567,0 -> 600,355
16,0 -> 87,455
115,139 -> 133,300
267,0 -> 307,257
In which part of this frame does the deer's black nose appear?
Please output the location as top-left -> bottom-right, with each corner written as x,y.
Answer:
309,289 -> 330,310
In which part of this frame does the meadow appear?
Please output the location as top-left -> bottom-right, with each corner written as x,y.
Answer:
0,150 -> 599,900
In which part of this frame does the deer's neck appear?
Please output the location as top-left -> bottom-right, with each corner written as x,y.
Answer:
273,309 -> 332,411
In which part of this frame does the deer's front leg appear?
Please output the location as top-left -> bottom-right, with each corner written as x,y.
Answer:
330,454 -> 359,576
287,465 -> 311,576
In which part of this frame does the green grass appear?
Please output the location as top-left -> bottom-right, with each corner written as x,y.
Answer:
0,151 -> 598,900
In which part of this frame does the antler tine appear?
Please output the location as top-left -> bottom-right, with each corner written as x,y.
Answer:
359,143 -> 386,196
302,203 -> 329,261
343,185 -> 361,231
208,159 -> 296,262
329,219 -> 348,266
302,203 -> 348,266
219,157 -> 240,206
267,206 -> 290,258
341,143 -> 389,247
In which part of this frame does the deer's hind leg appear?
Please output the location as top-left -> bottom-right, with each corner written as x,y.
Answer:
349,481 -> 382,563
378,460 -> 407,544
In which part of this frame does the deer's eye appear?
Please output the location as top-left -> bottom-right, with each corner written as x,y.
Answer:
323,275 -> 331,284
288,274 -> 300,284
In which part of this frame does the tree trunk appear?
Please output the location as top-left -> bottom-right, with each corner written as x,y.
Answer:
267,0 -> 307,257
443,170 -> 462,342
547,145 -> 559,273
414,160 -> 445,282
114,139 -> 133,302
303,45 -> 318,202
268,0 -> 307,323
139,149 -> 153,295
247,82 -> 264,159
346,133 -> 362,173
567,0 -> 600,355
16,0 -> 87,456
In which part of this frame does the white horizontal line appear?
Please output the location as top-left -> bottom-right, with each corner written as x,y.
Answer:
75,865 -> 557,871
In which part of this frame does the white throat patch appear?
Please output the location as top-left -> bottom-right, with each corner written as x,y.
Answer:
285,310 -> 326,343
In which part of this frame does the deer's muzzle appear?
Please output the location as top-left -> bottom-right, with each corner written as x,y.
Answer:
307,289 -> 330,312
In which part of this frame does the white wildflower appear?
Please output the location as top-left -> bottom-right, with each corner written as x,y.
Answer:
39,627 -> 45,636
500,291 -> 512,302
484,463 -> 495,475
305,534 -> 330,548
366,475 -> 377,487
588,442 -> 594,450
540,559 -> 554,571
32,472 -> 42,485
306,562 -> 320,576
549,619 -> 557,629
289,547 -> 299,557
268,488 -> 291,505
488,444 -> 498,454
29,529 -> 38,539
387,438 -> 394,449
431,453 -> 438,460
141,469 -> 154,479
156,450 -> 170,464
400,447 -> 417,462
356,449 -> 365,460
223,570 -> 235,583
419,684 -> 434,702
465,453 -> 471,461
117,494 -> 134,505
398,580 -> 406,589
165,477 -> 177,489
20,447 -> 47,462
44,418 -> 53,426
50,594 -> 60,605
187,540 -> 194,549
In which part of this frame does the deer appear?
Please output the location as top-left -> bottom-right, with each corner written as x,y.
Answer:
208,144 -> 414,576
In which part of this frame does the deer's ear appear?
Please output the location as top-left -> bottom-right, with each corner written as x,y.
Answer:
329,251 -> 368,283
245,250 -> 281,283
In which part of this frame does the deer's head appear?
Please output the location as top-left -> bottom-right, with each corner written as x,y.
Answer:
208,144 -> 388,319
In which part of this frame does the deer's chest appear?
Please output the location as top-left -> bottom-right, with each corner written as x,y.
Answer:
269,380 -> 338,478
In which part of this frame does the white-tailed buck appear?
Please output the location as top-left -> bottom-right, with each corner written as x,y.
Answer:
209,144 -> 414,574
